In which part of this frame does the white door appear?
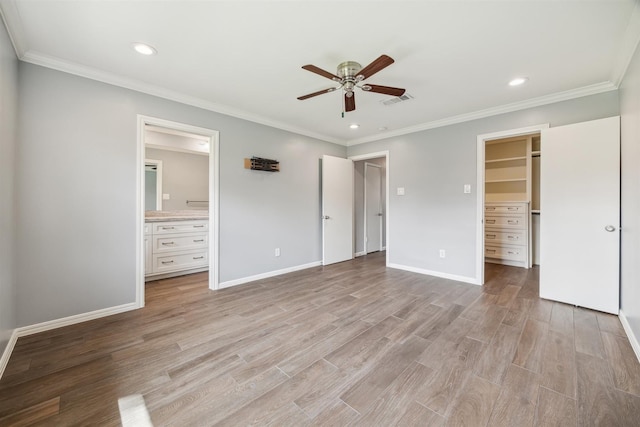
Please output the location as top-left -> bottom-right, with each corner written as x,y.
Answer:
365,164 -> 382,253
322,155 -> 354,265
540,116 -> 620,314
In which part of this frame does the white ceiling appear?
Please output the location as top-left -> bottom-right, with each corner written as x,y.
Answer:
2,0 -> 639,146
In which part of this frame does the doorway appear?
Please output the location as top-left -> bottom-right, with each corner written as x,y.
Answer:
349,151 -> 389,265
476,124 -> 548,285
136,115 -> 220,307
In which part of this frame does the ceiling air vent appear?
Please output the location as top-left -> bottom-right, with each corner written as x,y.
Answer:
381,93 -> 414,106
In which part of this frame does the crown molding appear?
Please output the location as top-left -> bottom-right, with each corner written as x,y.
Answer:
0,0 -> 26,57
19,50 -> 345,146
346,81 -> 618,146
611,0 -> 640,87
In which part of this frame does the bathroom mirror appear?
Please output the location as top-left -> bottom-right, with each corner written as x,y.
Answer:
145,159 -> 163,211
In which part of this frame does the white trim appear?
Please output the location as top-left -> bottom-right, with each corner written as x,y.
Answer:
0,0 -> 27,57
355,251 -> 367,257
137,115 -> 220,304
0,330 -> 18,380
347,82 -> 616,147
15,303 -> 138,337
620,310 -> 640,364
388,263 -> 478,286
475,124 -> 549,286
612,0 -> 640,87
348,151 -> 390,268
218,261 -> 322,289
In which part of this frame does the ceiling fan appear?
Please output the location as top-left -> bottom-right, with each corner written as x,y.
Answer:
297,54 -> 406,113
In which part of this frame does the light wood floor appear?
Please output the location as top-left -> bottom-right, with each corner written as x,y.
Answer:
1,252 -> 640,426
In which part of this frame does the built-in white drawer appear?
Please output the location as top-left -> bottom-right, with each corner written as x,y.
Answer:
153,221 -> 208,235
485,245 -> 526,262
153,249 -> 209,274
152,232 -> 208,253
484,204 -> 527,215
484,230 -> 526,246
485,215 -> 526,229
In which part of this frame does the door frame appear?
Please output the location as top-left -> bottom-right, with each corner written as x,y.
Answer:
136,115 -> 220,308
364,162 -> 383,254
349,151 -> 390,266
475,124 -> 548,285
144,159 -> 163,211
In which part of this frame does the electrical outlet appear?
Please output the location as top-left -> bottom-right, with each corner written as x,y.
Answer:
275,248 -> 280,257
439,249 -> 446,258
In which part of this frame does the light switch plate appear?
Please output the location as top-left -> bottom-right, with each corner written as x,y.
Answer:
162,193 -> 170,200
464,184 -> 471,194
397,187 -> 405,196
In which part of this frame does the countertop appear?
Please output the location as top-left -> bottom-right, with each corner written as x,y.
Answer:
145,210 -> 209,222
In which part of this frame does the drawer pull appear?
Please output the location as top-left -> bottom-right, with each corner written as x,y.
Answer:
508,207 -> 518,211
193,225 -> 205,228
193,239 -> 205,242
507,235 -> 519,240
486,219 -> 496,224
161,260 -> 174,265
508,251 -> 518,255
161,242 -> 175,246
486,249 -> 496,253
161,226 -> 175,230
486,207 -> 495,211
507,220 -> 519,224
193,256 -> 204,260
486,234 -> 496,239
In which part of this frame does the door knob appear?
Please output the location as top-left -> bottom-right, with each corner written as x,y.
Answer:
605,225 -> 616,232
322,215 -> 330,220
377,213 -> 383,216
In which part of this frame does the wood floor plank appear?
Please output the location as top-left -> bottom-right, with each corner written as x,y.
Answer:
535,386 -> 577,427
513,318 -> 549,374
474,323 -> 521,385
541,330 -> 576,398
308,399 -> 358,426
394,401 -> 445,427
601,331 -> 640,396
444,374 -> 500,426
0,397 -> 60,427
596,312 -> 626,337
549,302 -> 574,337
487,364 -> 541,427
574,308 -> 606,358
339,335 -> 430,414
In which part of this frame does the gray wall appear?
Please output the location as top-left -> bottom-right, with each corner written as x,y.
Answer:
0,19 -> 18,356
620,43 -> 640,346
146,148 -> 208,211
16,62 -> 345,326
354,158 -> 386,254
348,91 -> 620,280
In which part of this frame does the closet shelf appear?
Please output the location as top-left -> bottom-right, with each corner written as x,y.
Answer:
485,156 -> 527,164
485,178 -> 527,183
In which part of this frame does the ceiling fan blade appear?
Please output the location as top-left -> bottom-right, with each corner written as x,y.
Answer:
364,84 -> 406,97
345,93 -> 356,112
356,54 -> 395,80
302,65 -> 341,81
297,87 -> 337,100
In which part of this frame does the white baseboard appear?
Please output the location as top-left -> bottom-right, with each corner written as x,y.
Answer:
0,330 -> 19,380
387,263 -> 479,285
355,251 -> 366,257
218,261 -> 322,289
619,310 -> 640,364
0,301 -> 138,381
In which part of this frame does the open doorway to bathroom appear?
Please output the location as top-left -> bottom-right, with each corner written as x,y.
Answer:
136,116 -> 219,307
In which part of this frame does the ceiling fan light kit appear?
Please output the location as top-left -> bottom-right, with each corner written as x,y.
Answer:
297,54 -> 406,114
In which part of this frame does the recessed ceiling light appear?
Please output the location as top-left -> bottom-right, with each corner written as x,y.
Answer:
349,123 -> 360,129
132,42 -> 157,56
509,77 -> 529,86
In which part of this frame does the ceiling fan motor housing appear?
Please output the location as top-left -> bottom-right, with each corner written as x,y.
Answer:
337,61 -> 362,96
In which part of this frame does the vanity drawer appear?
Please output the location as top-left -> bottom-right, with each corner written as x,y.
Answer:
153,249 -> 208,273
485,245 -> 525,262
153,221 -> 208,235
484,230 -> 526,245
484,204 -> 527,215
484,215 -> 526,229
152,232 -> 208,253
